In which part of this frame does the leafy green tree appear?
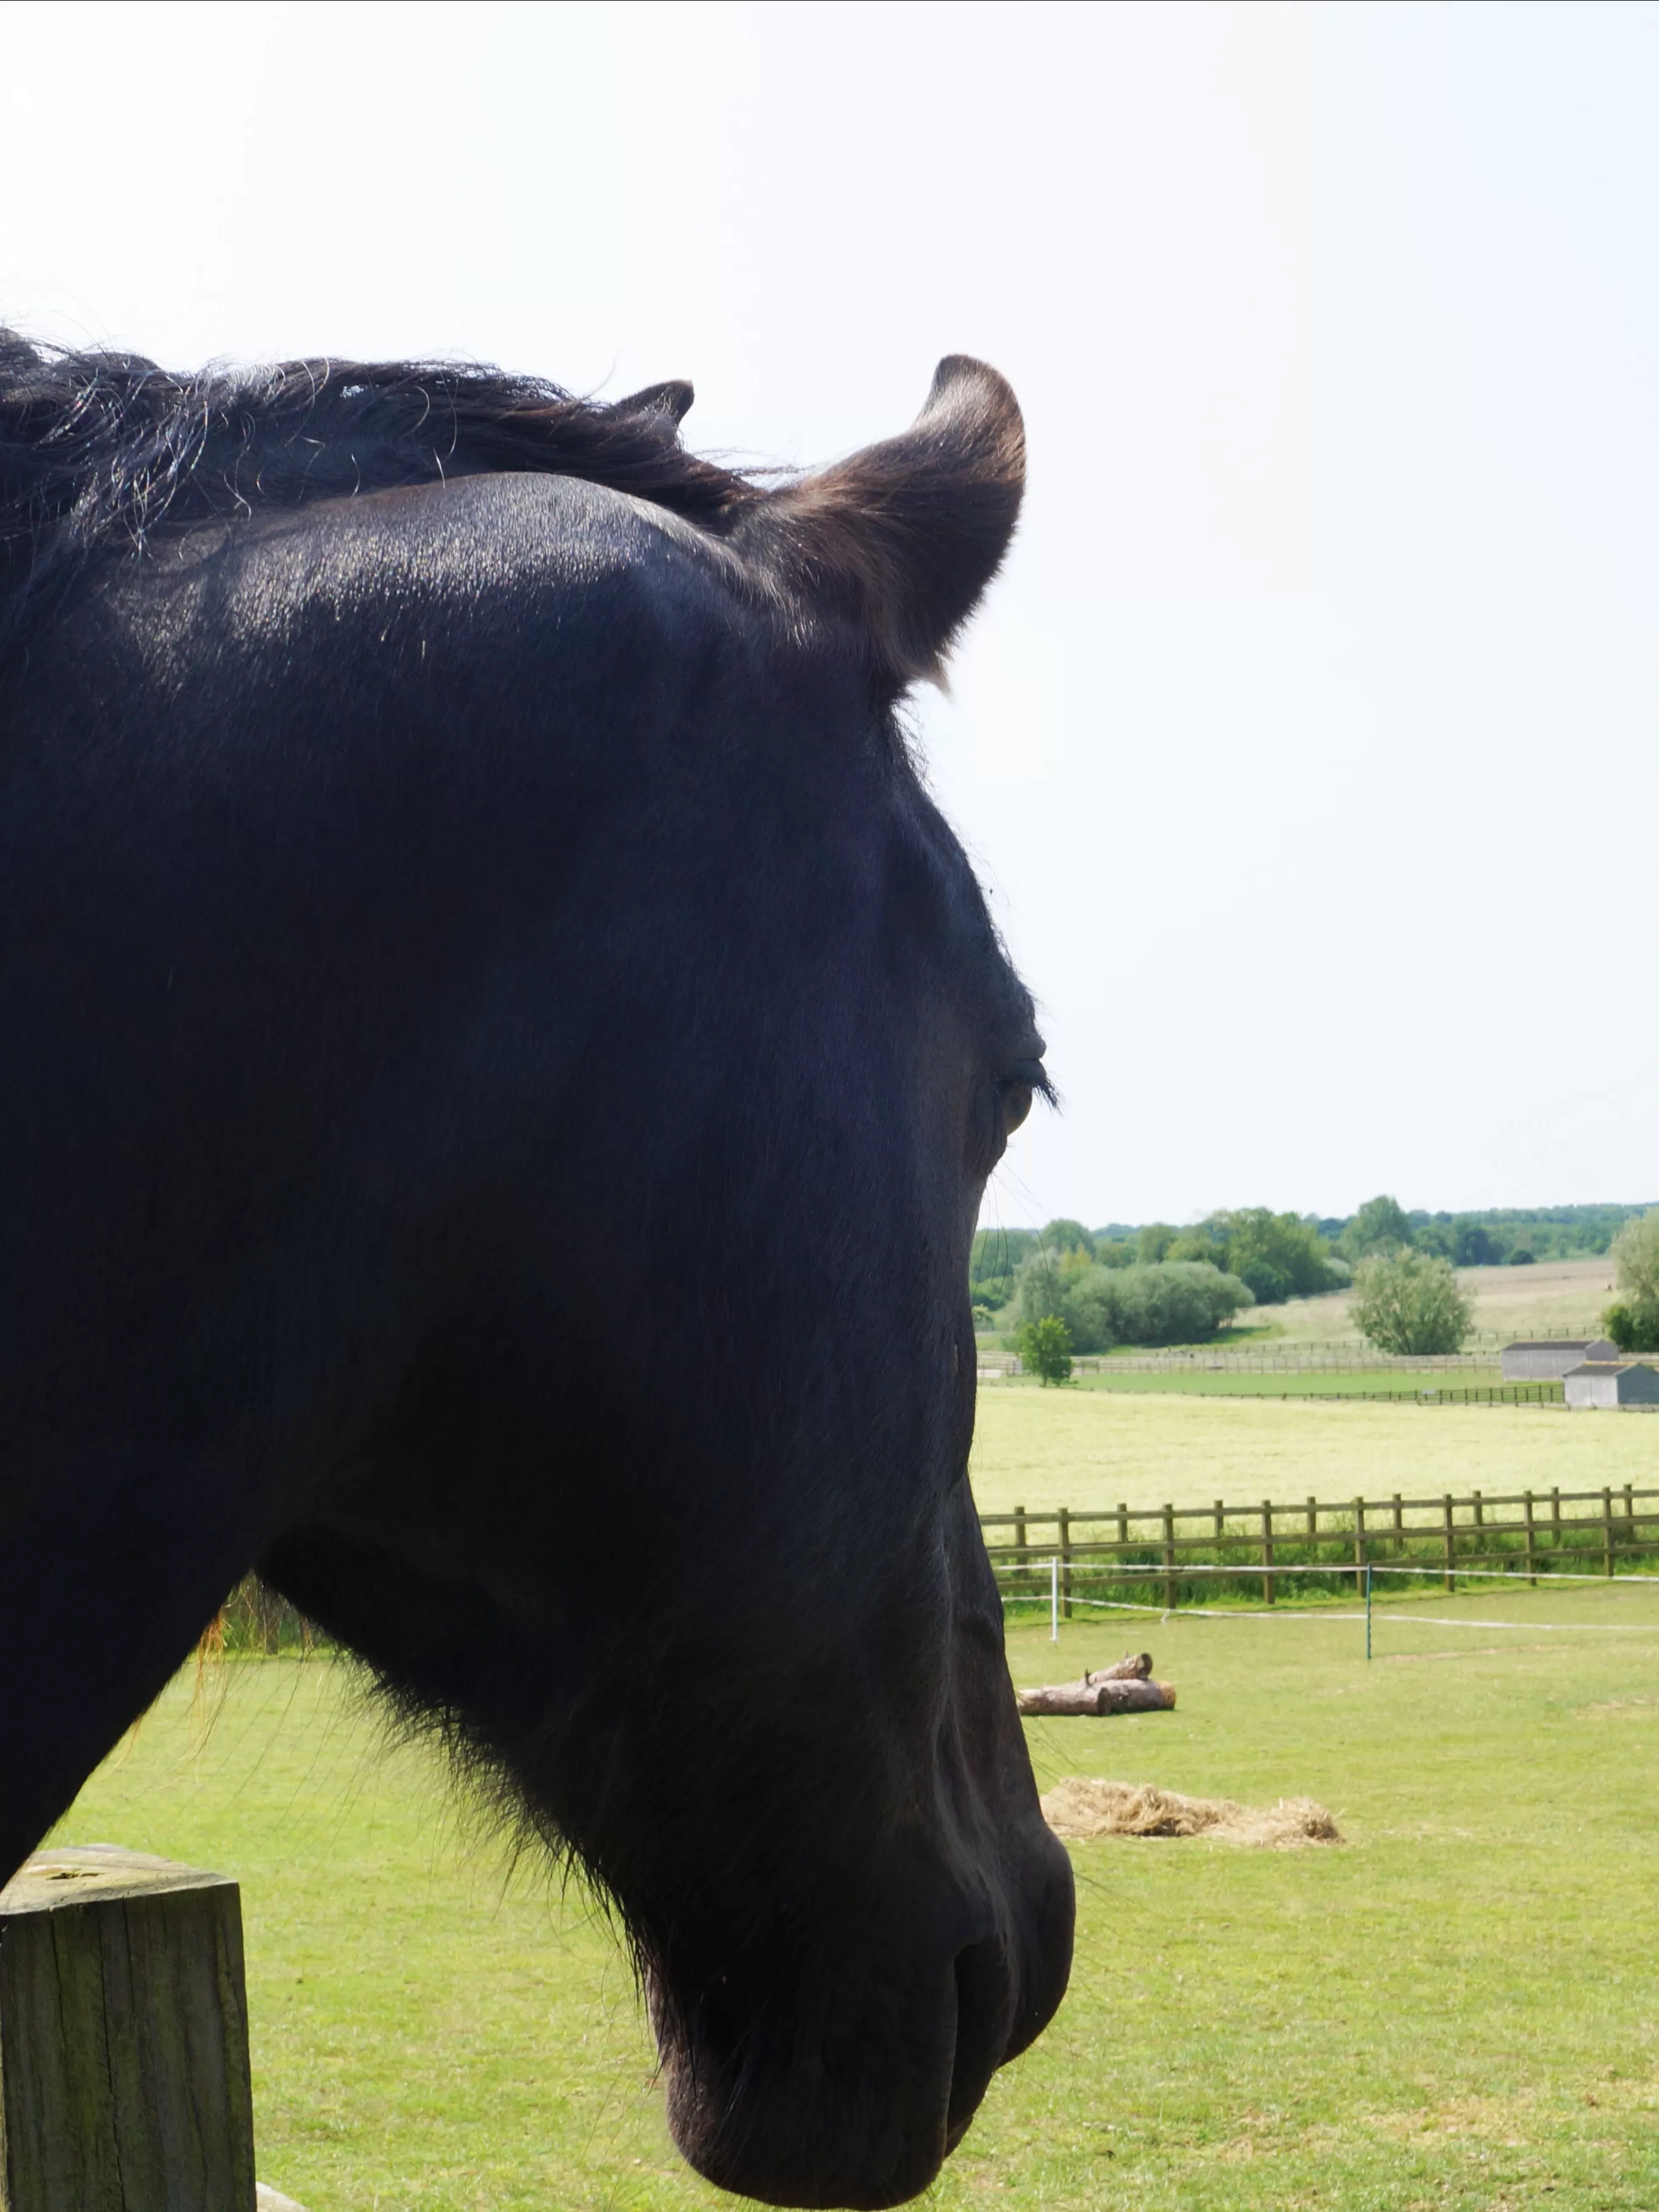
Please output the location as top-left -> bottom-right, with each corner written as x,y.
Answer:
1611,1208 -> 1659,1306
1340,1194 -> 1415,1262
1455,1223 -> 1507,1267
1103,1263 -> 1253,1344
968,1226 -> 1040,1311
1166,1227 -> 1225,1267
1604,1302 -> 1659,1354
1040,1219 -> 1095,1258
1604,1210 -> 1659,1350
1012,1250 -> 1252,1350
1136,1222 -> 1177,1265
1015,1315 -> 1074,1385
1351,1250 -> 1473,1354
1210,1208 -> 1338,1304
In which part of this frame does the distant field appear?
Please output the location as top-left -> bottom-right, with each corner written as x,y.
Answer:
969,1384 -> 1656,1518
976,1254 -> 1619,1359
1247,1252 -> 1616,1348
1054,1367 -> 1512,1398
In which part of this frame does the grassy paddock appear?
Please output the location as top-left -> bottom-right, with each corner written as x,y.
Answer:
1027,1368 -> 1538,1400
47,1590 -> 1659,2210
970,1384 -> 1659,1520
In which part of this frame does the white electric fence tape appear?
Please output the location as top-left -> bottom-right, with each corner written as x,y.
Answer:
993,1558 -> 1659,1645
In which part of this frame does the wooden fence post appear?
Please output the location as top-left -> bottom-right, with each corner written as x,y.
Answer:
1392,1492 -> 1404,1541
1305,1495 -> 1317,1540
1213,1498 -> 1224,1541
0,1847 -> 258,2212
1353,1496 -> 1367,1593
1443,1495 -> 1456,1593
1162,1504 -> 1177,1611
1604,1488 -> 1615,1578
1058,1506 -> 1072,1619
1116,1501 -> 1129,1554
1524,1490 -> 1537,1585
1261,1501 -> 1275,1605
1014,1503 -> 1028,1583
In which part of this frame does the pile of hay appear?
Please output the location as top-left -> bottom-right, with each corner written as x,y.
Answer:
1041,1777 -> 1342,1848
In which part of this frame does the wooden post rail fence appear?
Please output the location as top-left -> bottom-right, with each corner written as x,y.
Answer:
981,1484 -> 1659,1607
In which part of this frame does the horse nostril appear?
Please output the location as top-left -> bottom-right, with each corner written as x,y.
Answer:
946,1936 -> 1010,2139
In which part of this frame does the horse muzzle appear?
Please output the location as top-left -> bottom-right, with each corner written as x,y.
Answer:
650,1821 -> 1074,2210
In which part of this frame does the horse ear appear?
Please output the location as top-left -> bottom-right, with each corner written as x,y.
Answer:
744,356 -> 1024,690
613,379 -> 695,426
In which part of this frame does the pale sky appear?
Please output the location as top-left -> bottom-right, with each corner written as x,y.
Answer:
4,2 -> 1654,1227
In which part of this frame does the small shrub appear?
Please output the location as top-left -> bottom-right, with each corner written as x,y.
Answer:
1015,1315 -> 1074,1385
1508,1247 -> 1535,1266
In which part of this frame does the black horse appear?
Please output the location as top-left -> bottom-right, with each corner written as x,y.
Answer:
0,333 -> 1073,2209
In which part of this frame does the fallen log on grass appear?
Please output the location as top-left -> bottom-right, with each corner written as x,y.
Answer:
1016,1654 -> 1175,1716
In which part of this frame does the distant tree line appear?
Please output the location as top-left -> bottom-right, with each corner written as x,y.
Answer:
1344,1200 -> 1650,1269
970,1208 -> 1345,1319
972,1198 -> 1657,1317
970,1196 -> 1659,1359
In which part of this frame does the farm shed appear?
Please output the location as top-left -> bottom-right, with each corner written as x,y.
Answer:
1501,1338 -> 1619,1381
1563,1360 -> 1659,1410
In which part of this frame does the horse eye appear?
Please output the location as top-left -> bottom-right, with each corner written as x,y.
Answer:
995,1056 -> 1049,1136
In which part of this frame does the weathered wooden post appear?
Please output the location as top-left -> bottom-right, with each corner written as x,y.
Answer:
0,1845 -> 257,2212
1057,1506 -> 1073,1619
1161,1504 -> 1177,1612
1260,1500 -> 1275,1606
1352,1496 -> 1367,1594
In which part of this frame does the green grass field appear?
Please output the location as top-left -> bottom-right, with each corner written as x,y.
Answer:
969,1384 -> 1659,1520
48,1580 -> 1659,2211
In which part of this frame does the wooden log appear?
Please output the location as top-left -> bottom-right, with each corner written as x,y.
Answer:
1016,1677 -> 1175,1716
1087,1652 -> 1152,1682
0,1845 -> 257,2212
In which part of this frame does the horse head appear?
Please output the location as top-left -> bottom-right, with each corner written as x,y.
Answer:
0,344 -> 1073,2208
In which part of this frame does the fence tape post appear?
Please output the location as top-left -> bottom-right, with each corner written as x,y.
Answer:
1365,1563 -> 1372,1663
1051,1555 -> 1059,1643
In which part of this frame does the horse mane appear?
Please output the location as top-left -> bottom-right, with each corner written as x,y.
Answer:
0,330 -> 763,663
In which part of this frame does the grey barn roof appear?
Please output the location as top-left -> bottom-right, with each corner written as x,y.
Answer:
1501,1337 -> 1621,1379
1563,1359 -> 1659,1408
